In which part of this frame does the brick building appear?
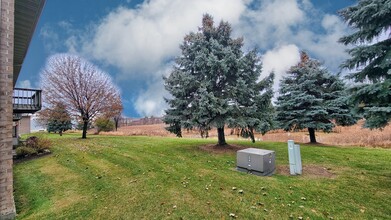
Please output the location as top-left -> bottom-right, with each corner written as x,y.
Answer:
0,0 -> 45,219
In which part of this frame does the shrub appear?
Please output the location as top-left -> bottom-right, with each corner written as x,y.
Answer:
15,135 -> 52,158
15,146 -> 37,158
25,136 -> 39,149
95,117 -> 115,133
36,137 -> 52,153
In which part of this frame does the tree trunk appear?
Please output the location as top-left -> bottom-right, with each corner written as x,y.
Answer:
114,118 -> 119,131
82,120 -> 88,139
59,130 -> 63,136
217,127 -> 227,146
308,127 -> 316,143
249,127 -> 255,143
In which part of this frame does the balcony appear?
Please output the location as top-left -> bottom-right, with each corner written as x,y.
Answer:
13,88 -> 42,114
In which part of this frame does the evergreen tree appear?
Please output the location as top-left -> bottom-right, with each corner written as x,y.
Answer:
46,102 -> 72,136
164,14 -> 274,145
95,117 -> 115,133
227,51 -> 275,143
339,0 -> 391,128
276,52 -> 357,143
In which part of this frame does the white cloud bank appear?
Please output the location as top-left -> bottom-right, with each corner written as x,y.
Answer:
57,0 -> 350,116
262,44 -> 301,92
83,0 -> 246,79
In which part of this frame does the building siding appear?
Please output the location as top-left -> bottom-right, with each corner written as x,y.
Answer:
19,115 -> 31,135
0,0 -> 16,219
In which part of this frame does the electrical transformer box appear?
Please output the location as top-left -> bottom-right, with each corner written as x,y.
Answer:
237,148 -> 275,176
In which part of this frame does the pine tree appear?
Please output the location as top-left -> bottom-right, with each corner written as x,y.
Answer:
227,51 -> 275,143
339,0 -> 391,128
45,102 -> 72,136
164,14 -> 274,145
276,52 -> 357,143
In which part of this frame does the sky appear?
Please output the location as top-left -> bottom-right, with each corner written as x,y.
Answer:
17,0 -> 356,118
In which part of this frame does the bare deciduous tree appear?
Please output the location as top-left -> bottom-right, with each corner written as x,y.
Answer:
104,94 -> 123,131
40,54 -> 122,139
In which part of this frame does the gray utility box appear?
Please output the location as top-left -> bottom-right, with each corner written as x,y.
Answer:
237,148 -> 276,176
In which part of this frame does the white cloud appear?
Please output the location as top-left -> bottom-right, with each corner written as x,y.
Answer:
135,88 -> 166,116
40,21 -> 87,55
40,24 -> 61,53
238,0 -> 305,49
261,44 -> 300,92
134,65 -> 172,116
238,1 -> 349,72
83,0 -> 247,79
16,80 -> 32,88
296,14 -> 349,71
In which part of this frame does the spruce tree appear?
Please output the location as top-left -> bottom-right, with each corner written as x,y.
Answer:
164,14 -> 274,146
46,102 -> 72,136
339,0 -> 391,128
276,52 -> 356,143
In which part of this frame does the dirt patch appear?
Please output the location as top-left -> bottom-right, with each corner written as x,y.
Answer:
199,144 -> 247,154
277,164 -> 336,178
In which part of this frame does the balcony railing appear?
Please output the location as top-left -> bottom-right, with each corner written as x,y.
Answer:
13,88 -> 42,114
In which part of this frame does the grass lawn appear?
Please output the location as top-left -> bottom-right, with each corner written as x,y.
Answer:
14,134 -> 391,219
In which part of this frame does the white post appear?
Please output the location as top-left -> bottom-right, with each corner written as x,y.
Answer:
287,140 -> 296,175
294,144 -> 302,175
288,140 -> 302,175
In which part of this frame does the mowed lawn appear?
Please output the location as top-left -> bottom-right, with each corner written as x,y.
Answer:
14,134 -> 391,219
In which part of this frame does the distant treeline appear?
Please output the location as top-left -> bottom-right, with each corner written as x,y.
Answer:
119,116 -> 163,126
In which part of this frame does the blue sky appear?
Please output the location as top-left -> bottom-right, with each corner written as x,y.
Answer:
18,0 -> 355,118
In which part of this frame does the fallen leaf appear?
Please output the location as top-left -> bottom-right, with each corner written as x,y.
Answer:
229,213 -> 237,218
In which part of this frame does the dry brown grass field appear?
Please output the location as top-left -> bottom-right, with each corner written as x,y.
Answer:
100,121 -> 391,148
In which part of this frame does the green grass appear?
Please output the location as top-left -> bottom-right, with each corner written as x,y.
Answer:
14,133 -> 391,219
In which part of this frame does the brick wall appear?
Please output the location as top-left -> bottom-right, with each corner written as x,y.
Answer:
0,0 -> 16,219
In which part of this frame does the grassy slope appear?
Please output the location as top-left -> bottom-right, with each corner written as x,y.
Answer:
14,134 -> 391,219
